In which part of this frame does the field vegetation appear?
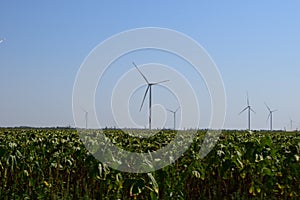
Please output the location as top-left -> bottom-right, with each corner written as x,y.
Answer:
0,128 -> 299,199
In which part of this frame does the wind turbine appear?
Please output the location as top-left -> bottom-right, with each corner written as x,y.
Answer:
167,107 -> 180,130
81,107 -> 88,129
265,103 -> 278,131
290,118 -> 295,131
133,62 -> 169,130
239,92 -> 255,130
0,38 -> 4,44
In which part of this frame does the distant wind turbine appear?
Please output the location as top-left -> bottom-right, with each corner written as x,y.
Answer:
239,92 -> 255,130
81,107 -> 88,129
167,107 -> 180,130
133,62 -> 169,130
265,103 -> 278,131
0,38 -> 4,44
290,118 -> 295,130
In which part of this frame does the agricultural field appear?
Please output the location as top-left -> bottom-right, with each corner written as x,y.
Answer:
0,128 -> 299,199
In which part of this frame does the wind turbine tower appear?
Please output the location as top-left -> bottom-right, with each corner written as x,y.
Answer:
239,93 -> 255,130
133,62 -> 169,130
167,107 -> 180,130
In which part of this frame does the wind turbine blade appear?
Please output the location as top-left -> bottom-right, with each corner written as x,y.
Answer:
264,102 -> 271,112
246,92 -> 249,106
239,107 -> 248,115
133,62 -> 149,84
140,85 -> 150,111
267,113 -> 271,122
273,109 -> 278,113
175,107 -> 180,112
166,109 -> 173,113
152,80 -> 169,85
80,106 -> 87,113
250,107 -> 256,114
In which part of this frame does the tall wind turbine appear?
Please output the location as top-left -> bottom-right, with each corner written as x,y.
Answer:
239,93 -> 255,130
133,62 -> 169,130
290,118 -> 295,130
81,108 -> 88,129
167,107 -> 180,130
265,103 -> 278,131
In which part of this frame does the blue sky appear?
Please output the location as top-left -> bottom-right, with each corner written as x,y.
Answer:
0,1 -> 299,130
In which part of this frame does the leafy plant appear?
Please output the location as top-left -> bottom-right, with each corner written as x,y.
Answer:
0,128 -> 299,199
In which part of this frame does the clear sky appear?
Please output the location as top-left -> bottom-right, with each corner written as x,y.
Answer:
0,1 -> 299,130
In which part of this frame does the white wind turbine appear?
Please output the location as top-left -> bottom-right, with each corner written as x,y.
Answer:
133,62 -> 169,130
167,107 -> 180,130
81,107 -> 88,129
290,118 -> 295,131
265,103 -> 278,131
239,92 -> 255,130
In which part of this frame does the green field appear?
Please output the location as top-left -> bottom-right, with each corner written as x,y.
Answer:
0,128 -> 299,199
